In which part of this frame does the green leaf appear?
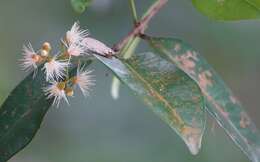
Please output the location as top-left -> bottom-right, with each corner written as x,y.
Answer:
192,0 -> 260,20
95,52 -> 206,155
70,0 -> 92,14
0,60 -> 92,162
145,36 -> 260,162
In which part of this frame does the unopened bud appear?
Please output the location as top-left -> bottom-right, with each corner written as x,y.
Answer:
65,88 -> 74,96
40,49 -> 49,57
42,42 -> 51,52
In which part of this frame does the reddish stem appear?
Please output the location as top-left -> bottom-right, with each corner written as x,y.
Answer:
113,0 -> 168,52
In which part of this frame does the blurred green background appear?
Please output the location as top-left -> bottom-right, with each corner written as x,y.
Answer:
0,0 -> 260,162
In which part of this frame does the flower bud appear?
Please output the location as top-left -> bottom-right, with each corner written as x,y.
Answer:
42,42 -> 51,52
65,88 -> 74,97
40,49 -> 49,57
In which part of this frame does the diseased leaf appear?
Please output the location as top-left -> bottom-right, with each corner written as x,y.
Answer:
71,0 -> 92,14
0,60 -> 92,162
95,52 -> 206,155
146,36 -> 260,162
192,0 -> 260,20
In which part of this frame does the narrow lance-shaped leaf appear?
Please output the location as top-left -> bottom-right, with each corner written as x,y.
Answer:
94,52 -> 206,155
192,0 -> 260,20
145,36 -> 260,162
0,60 -> 92,162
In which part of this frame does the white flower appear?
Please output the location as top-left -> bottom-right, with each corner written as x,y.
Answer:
66,22 -> 88,45
44,81 -> 69,107
43,57 -> 69,81
73,66 -> 95,97
66,43 -> 85,57
83,37 -> 115,56
20,43 -> 40,72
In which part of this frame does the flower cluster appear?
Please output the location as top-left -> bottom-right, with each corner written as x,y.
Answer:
19,22 -> 109,107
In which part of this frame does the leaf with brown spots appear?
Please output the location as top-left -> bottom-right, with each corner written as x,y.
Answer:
0,60 -> 92,162
146,36 -> 260,162
95,52 -> 206,155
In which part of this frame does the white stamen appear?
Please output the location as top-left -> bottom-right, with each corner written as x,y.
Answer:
20,43 -> 39,72
66,22 -> 89,45
66,43 -> 85,57
75,66 -> 95,97
42,57 -> 69,81
43,81 -> 69,107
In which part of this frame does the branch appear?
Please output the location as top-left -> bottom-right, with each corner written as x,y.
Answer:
113,0 -> 168,52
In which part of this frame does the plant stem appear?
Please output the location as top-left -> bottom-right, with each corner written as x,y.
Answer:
110,0 -> 168,99
129,0 -> 138,23
113,0 -> 168,52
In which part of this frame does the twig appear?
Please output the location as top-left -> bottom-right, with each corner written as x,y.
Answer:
113,0 -> 168,52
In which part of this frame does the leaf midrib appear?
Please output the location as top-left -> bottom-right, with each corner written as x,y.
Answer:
124,62 -> 185,128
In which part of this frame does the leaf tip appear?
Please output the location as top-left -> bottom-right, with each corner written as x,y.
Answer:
181,126 -> 203,155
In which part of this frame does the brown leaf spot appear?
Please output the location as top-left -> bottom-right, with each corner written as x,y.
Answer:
191,51 -> 199,61
181,126 -> 201,138
219,108 -> 229,119
185,51 -> 199,61
174,51 -> 198,75
240,112 -> 251,129
206,94 -> 229,119
198,70 -> 213,90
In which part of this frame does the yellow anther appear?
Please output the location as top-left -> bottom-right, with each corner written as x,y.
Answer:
57,82 -> 66,90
